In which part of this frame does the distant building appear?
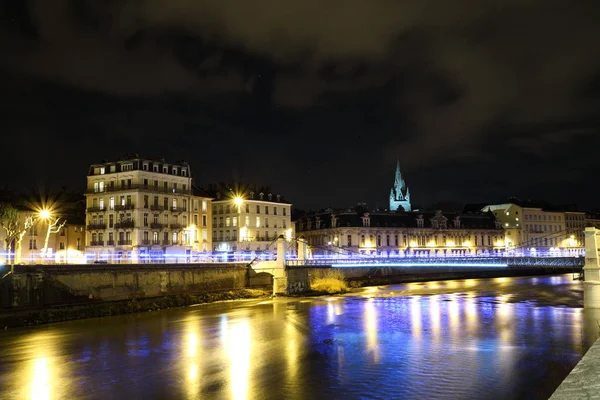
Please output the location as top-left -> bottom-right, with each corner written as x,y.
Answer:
207,184 -> 292,252
85,155 -> 212,262
389,160 -> 411,212
482,202 -> 581,252
295,209 -> 504,256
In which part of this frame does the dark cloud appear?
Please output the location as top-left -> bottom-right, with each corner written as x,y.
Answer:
1,0 -> 599,209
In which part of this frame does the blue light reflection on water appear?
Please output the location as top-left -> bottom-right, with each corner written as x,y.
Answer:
0,274 -> 595,400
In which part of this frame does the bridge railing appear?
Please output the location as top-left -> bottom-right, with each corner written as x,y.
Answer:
286,256 -> 584,268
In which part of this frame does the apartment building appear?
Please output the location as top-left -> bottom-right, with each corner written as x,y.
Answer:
208,184 -> 292,252
85,155 -> 212,262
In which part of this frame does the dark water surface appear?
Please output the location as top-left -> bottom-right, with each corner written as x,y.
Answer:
1,274 -> 598,400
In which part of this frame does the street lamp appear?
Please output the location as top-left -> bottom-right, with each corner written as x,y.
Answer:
39,209 -> 51,220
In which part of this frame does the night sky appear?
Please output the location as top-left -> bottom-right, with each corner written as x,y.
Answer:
1,1 -> 599,210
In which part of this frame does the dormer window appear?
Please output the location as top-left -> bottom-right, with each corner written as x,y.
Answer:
276,194 -> 281,202
99,167 -> 105,175
163,166 -> 168,173
361,214 -> 370,227
181,169 -> 187,177
122,163 -> 133,172
249,191 -> 254,199
142,163 -> 148,171
172,167 -> 178,175
454,216 -> 461,229
153,165 -> 159,172
315,217 -> 321,229
216,192 -> 221,200
416,215 -> 424,228
259,192 -> 264,200
268,194 -> 272,201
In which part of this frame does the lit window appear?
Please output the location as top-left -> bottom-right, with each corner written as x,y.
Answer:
256,217 -> 261,228
100,167 -> 105,175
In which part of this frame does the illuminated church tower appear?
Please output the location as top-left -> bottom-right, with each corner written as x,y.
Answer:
389,160 -> 411,212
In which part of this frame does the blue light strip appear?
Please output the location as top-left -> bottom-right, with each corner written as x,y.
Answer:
331,262 -> 509,268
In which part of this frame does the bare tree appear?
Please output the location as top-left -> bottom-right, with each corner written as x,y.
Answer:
41,216 -> 67,259
0,203 -> 35,265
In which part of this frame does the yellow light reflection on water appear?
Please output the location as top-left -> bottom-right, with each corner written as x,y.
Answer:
30,357 -> 51,400
411,296 -> 422,338
496,297 -> 514,344
364,299 -> 380,363
465,296 -> 478,334
227,320 -> 251,400
183,317 -> 201,399
429,295 -> 441,340
447,295 -> 460,335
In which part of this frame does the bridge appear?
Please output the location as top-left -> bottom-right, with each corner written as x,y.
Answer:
285,256 -> 585,269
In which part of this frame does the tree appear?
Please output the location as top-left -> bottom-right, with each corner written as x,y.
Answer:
41,215 -> 67,258
0,203 -> 34,265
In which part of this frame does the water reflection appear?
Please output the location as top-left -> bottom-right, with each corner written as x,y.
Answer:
0,274 -> 595,400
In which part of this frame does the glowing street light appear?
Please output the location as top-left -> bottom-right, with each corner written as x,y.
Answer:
233,197 -> 244,207
39,209 -> 51,220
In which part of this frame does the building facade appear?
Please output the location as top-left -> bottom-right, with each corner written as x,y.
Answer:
209,185 -> 292,253
295,209 -> 504,256
85,156 -> 212,262
389,160 -> 411,212
483,203 -> 581,252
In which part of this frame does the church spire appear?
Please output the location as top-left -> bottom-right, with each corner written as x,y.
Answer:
389,160 -> 411,212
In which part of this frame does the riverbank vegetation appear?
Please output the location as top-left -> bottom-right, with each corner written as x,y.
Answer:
310,269 -> 349,294
0,289 -> 269,328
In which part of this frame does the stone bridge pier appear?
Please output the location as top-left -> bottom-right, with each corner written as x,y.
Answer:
584,227 -> 600,308
254,236 -> 310,295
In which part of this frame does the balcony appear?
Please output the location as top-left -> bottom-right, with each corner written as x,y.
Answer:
171,206 -> 183,213
141,240 -> 151,245
115,204 -> 134,211
151,205 -> 165,211
86,184 -> 191,195
117,240 -> 132,246
87,224 -> 107,230
150,223 -> 164,229
114,221 -> 134,229
89,241 -> 104,246
107,240 -> 115,246
170,223 -> 183,230
87,207 -> 106,213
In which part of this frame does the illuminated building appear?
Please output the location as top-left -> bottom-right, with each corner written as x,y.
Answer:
565,211 -> 586,247
295,209 -> 504,256
389,160 -> 411,212
483,201 -> 580,251
85,155 -> 212,262
207,184 -> 292,252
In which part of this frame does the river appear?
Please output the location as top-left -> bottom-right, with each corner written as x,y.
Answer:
0,274 -> 598,400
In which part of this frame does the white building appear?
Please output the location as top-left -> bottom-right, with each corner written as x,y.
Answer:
209,185 -> 292,253
85,155 -> 212,263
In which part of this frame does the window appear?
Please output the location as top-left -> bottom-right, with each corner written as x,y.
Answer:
92,233 -> 97,243
173,167 -> 178,175
347,235 -> 352,246
283,208 -> 287,216
122,163 -> 133,171
120,196 -> 125,206
202,215 -> 207,227
265,206 -> 269,215
256,217 -> 261,227
282,219 -> 287,229
143,231 -> 149,242
256,205 -> 260,213
226,217 -> 231,227
386,235 -> 390,246
173,232 -> 178,244
59,242 -> 65,250
153,232 -> 159,242
143,163 -> 148,171
109,232 -> 114,243
274,208 -> 278,215
182,169 -> 187,177
29,239 -> 37,250
245,216 -> 250,227
233,216 -> 238,227
245,204 -> 250,213
143,213 -> 148,227
76,238 -> 81,250
202,200 -> 207,212
395,235 -> 399,246
172,198 -> 177,210
183,199 -> 187,211
94,182 -> 99,193
265,218 -> 269,228
163,197 -> 168,209
109,214 -> 114,228
163,166 -> 168,173
164,182 -> 168,191
153,165 -> 159,172
100,167 -> 105,175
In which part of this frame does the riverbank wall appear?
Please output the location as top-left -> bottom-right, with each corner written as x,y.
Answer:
0,263 -> 273,309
